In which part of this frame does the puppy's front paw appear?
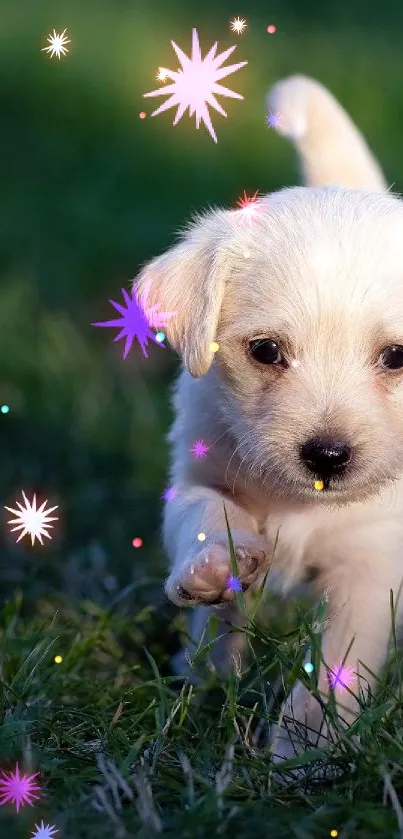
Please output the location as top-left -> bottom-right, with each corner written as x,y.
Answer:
165,532 -> 268,607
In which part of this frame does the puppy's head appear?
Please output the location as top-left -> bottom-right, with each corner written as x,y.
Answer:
136,187 -> 403,505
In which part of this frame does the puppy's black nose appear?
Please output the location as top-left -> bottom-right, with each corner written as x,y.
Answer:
300,438 -> 352,477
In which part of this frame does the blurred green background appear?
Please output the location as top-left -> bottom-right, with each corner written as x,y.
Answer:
0,0 -> 402,608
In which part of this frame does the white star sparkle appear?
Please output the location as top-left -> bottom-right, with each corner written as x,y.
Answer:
5,492 -> 58,546
230,17 -> 247,34
30,822 -> 58,839
42,29 -> 70,59
143,28 -> 248,143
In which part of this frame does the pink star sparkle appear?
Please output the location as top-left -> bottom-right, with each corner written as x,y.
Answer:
327,663 -> 356,693
92,287 -> 176,359
143,28 -> 248,143
0,764 -> 40,812
161,485 -> 178,501
190,439 -> 209,458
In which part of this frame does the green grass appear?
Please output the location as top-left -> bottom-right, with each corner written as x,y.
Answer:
2,0 -> 403,834
2,584 -> 403,838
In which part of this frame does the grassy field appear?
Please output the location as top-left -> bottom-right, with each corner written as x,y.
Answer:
2,0 -> 403,835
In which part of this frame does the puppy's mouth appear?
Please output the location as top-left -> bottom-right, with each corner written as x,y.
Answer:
300,472 -> 378,505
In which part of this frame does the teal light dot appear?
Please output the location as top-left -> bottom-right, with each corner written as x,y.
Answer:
155,332 -> 165,342
304,662 -> 314,674
1,405 -> 9,414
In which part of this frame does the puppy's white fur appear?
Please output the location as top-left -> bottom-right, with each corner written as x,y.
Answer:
135,76 -> 403,758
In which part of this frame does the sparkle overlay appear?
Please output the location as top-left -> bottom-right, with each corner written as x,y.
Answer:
230,18 -> 247,34
236,189 -> 259,209
161,485 -> 178,502
236,189 -> 261,223
190,439 -> 209,458
266,110 -> 281,129
92,287 -> 176,359
0,765 -> 40,812
42,29 -> 70,59
327,663 -> 355,692
157,67 -> 170,82
143,28 -> 248,143
314,480 -> 324,491
227,574 -> 242,592
30,822 -> 58,839
5,492 -> 58,546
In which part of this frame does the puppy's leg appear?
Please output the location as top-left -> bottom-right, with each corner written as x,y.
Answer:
272,523 -> 403,761
172,602 -> 248,679
165,486 -> 268,606
164,486 -> 268,675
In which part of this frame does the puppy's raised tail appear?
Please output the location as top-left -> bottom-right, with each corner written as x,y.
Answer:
268,75 -> 387,191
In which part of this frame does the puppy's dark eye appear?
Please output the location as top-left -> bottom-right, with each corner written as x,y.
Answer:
249,339 -> 283,365
380,345 -> 403,370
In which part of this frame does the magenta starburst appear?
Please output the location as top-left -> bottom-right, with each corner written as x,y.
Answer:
327,663 -> 356,693
190,439 -> 209,458
143,28 -> 248,143
0,764 -> 40,812
227,574 -> 242,592
161,485 -> 178,502
266,110 -> 281,129
92,287 -> 175,359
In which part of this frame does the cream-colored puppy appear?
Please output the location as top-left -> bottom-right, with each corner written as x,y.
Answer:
136,76 -> 403,758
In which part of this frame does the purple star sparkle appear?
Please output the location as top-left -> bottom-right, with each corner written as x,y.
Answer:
227,574 -> 242,592
92,287 -> 176,360
190,439 -> 209,458
161,485 -> 178,502
266,110 -> 281,129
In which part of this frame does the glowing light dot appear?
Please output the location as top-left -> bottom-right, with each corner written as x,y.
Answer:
210,342 -> 220,352
243,249 -> 251,258
267,24 -> 276,34
132,537 -> 143,548
304,662 -> 314,674
330,832 -> 338,838
157,67 -> 169,81
198,532 -> 206,541
314,480 -> 324,491
1,405 -> 9,413
54,655 -> 63,664
139,111 -> 147,119
155,331 -> 165,342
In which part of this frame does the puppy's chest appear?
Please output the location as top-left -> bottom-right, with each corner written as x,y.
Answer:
261,500 -> 358,585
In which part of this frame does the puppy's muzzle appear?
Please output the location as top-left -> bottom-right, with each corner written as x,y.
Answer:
300,437 -> 352,479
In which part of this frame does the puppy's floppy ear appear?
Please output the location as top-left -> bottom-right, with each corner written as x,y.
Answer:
135,210 -> 233,378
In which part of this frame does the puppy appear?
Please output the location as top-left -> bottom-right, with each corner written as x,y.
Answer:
136,76 -> 403,759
